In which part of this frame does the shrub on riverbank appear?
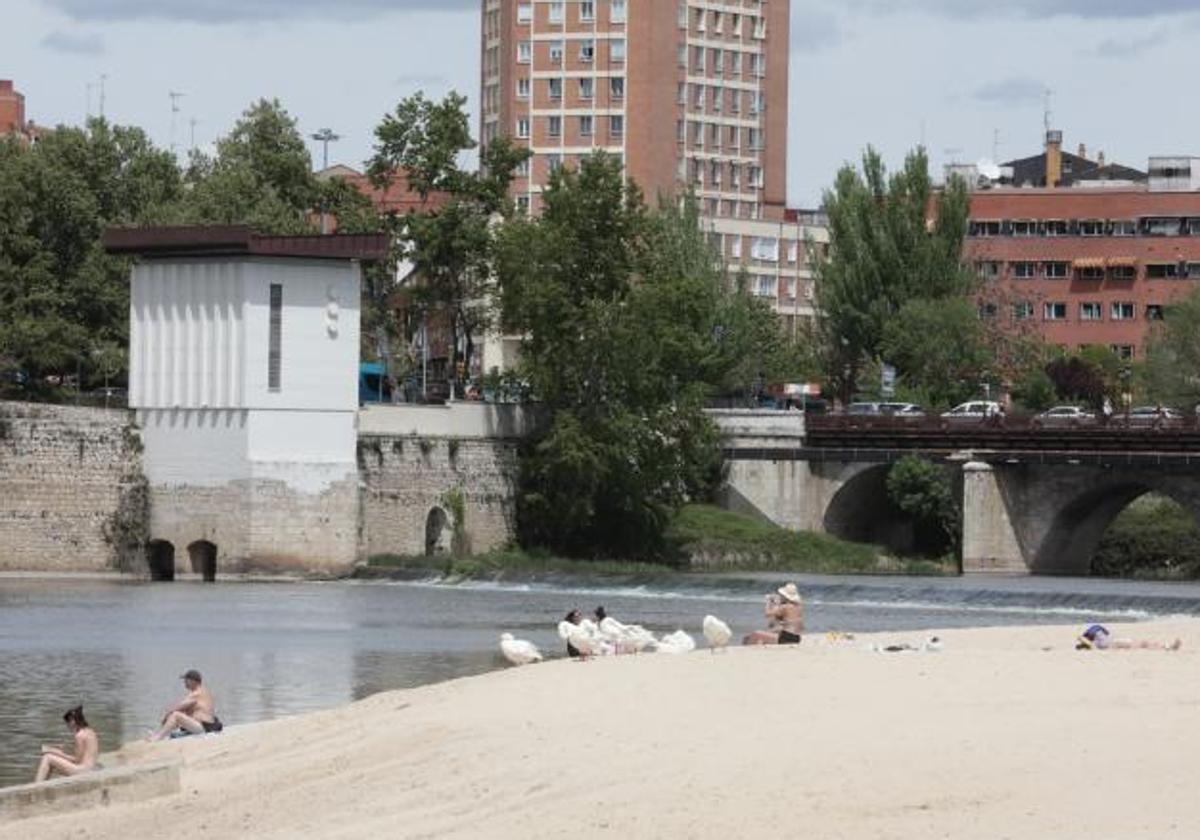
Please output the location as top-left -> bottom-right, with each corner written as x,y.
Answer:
1093,495 -> 1200,579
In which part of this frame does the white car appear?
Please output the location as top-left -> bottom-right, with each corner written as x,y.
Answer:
1032,406 -> 1097,428
941,401 -> 1004,423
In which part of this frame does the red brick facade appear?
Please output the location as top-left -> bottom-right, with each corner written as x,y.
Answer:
963,187 -> 1200,360
1,80 -> 27,138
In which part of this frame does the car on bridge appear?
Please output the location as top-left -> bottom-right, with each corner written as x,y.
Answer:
1114,406 -> 1184,429
1031,405 -> 1097,429
941,401 -> 1004,425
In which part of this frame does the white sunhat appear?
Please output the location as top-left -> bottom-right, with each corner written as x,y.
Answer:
777,583 -> 802,604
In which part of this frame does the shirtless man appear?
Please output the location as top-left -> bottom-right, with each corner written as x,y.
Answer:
35,706 -> 99,782
743,583 -> 805,645
148,669 -> 222,741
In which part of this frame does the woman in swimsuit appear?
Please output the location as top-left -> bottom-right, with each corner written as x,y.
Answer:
35,705 -> 99,782
743,583 -> 805,645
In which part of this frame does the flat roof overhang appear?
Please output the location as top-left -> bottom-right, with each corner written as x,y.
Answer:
103,225 -> 391,261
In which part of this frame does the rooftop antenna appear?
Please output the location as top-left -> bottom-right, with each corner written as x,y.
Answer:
189,117 -> 199,155
1043,87 -> 1053,136
98,74 -> 107,119
169,91 -> 185,156
85,81 -> 94,120
310,128 -> 341,171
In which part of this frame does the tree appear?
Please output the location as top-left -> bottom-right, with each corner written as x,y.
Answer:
1044,354 -> 1110,409
812,147 -> 975,404
367,92 -> 528,398
1142,288 -> 1200,408
880,297 -> 989,408
886,456 -> 960,557
0,120 -> 182,394
496,156 -> 783,557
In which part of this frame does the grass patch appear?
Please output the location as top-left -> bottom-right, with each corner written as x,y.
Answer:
666,504 -> 956,576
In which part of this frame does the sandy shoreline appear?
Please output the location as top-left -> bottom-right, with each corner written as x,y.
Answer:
5,619 -> 1197,840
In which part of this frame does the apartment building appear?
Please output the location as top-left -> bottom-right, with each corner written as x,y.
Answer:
1,80 -> 27,138
479,0 -> 789,220
961,132 -> 1200,361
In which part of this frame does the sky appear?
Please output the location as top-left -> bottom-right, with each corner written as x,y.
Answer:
5,0 -> 1200,207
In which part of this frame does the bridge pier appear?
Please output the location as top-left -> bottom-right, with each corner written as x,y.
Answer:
960,461 -> 1026,574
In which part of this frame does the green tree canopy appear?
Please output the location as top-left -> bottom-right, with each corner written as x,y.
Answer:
812,147 -> 976,403
880,297 -> 989,408
1142,288 -> 1200,408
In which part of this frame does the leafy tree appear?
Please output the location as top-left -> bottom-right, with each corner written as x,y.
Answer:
1012,366 -> 1056,412
1142,288 -> 1200,408
886,456 -> 960,556
880,297 -> 989,408
0,120 -> 181,394
812,147 -> 975,404
367,92 -> 528,397
497,156 -> 784,557
1044,354 -> 1109,409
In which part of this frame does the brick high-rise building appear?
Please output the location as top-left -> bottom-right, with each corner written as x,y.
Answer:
1,80 -> 27,137
479,0 -> 789,220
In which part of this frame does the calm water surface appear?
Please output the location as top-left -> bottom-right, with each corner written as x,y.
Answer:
2,572 -> 1198,788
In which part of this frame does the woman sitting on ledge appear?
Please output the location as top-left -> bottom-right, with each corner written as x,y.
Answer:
34,706 -> 99,782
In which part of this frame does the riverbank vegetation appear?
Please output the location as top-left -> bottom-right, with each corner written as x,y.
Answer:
363,505 -> 955,580
1094,494 -> 1200,580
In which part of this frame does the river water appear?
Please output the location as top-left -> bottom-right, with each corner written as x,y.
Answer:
3,572 -> 1199,788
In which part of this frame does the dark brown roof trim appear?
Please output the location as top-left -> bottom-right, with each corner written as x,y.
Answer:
103,225 -> 390,261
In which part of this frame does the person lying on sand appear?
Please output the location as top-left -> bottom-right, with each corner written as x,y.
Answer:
1075,624 -> 1182,651
35,705 -> 99,782
147,669 -> 223,741
743,583 -> 804,646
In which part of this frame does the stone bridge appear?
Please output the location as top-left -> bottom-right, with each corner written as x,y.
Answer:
711,411 -> 1200,576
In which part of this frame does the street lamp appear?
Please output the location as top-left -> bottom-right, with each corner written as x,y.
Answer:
310,128 -> 341,171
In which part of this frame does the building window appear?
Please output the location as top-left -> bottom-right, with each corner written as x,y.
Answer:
611,39 -> 626,62
692,122 -> 704,146
579,77 -> 593,100
1111,220 -> 1137,236
1146,263 -> 1179,279
268,283 -> 282,392
1111,345 -> 1135,360
1144,217 -> 1180,237
549,2 -> 564,23
1043,220 -> 1069,237
580,39 -> 595,62
609,115 -> 624,137
549,41 -> 564,63
1011,219 -> 1037,236
748,128 -> 763,150
1078,266 -> 1104,281
1147,304 -> 1164,320
1080,302 -> 1103,321
709,123 -> 720,147
675,119 -> 685,143
751,237 -> 779,262
611,0 -> 627,24
676,82 -> 686,104
969,220 -> 1002,237
730,236 -> 742,259
518,41 -> 532,63
1044,302 -> 1067,321
1012,261 -> 1037,279
548,154 -> 564,174
580,115 -> 593,136
548,115 -> 562,137
1110,265 -> 1136,281
517,3 -> 532,23
980,302 -> 998,319
516,118 -> 530,138
1044,262 -> 1069,279
787,241 -> 799,263
610,77 -> 625,99
710,160 -> 722,186
516,157 -> 530,177
694,45 -> 706,71
976,261 -> 1000,280
516,78 -> 530,99
713,49 -> 724,74
548,77 -> 563,100
1013,301 -> 1033,321
580,1 -> 595,22
730,163 -> 740,187
677,44 -> 687,67
754,275 -> 776,298
1111,302 -> 1136,321
1079,219 -> 1105,236
711,86 -> 722,112
748,166 -> 763,188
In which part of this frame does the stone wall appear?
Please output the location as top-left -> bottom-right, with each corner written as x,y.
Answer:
0,402 -> 145,573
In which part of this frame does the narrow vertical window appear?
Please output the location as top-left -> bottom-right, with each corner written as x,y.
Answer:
268,283 -> 282,392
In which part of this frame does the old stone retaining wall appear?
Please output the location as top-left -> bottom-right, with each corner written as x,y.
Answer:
0,402 -> 146,573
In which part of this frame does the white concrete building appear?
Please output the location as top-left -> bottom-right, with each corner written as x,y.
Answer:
106,226 -> 389,577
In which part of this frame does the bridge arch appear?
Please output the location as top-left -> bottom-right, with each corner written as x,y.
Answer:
1032,480 -> 1200,576
822,464 -> 922,555
187,540 -> 218,582
147,540 -> 175,581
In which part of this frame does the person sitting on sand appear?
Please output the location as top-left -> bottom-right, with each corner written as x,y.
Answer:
147,669 -> 223,741
35,705 -> 99,782
563,610 -> 584,658
1075,624 -> 1182,651
743,583 -> 804,646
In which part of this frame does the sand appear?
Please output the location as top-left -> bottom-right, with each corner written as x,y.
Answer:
5,619 -> 1197,840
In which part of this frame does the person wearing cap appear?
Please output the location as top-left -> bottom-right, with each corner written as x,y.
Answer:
743,583 -> 805,646
147,669 -> 222,741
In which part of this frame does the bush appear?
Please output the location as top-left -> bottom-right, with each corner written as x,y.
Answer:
1093,495 -> 1200,579
886,456 -> 960,557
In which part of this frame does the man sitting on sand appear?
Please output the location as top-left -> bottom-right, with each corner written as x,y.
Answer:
1076,624 -> 1182,651
147,669 -> 223,741
35,705 -> 99,782
743,583 -> 805,645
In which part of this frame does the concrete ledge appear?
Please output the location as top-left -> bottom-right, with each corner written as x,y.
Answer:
0,760 -> 181,822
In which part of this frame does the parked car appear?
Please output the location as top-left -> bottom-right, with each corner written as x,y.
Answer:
1116,406 -> 1183,429
941,401 -> 1004,424
846,402 -> 883,415
1031,405 -> 1096,429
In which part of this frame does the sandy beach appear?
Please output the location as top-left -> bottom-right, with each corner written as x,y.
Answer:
5,619 -> 1197,840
